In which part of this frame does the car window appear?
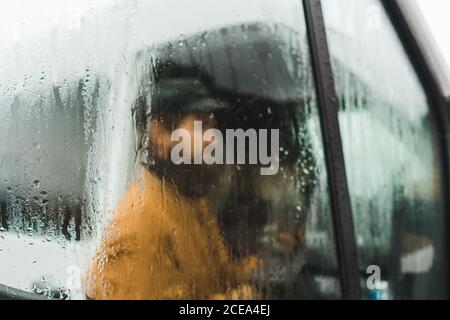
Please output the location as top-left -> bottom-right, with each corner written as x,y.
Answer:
322,0 -> 447,299
0,0 -> 340,299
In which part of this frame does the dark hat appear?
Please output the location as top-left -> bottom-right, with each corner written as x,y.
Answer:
135,22 -> 306,116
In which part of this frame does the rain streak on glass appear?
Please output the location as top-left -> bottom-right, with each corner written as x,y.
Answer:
2,0 -> 339,299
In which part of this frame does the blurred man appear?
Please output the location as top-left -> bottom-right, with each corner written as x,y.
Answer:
85,63 -> 259,300
85,24 -> 316,299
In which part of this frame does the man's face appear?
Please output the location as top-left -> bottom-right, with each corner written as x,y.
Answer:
147,111 -> 222,198
148,111 -> 218,162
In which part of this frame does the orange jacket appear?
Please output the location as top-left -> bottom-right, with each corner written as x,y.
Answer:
85,168 -> 255,299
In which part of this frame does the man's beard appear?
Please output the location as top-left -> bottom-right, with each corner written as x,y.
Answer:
144,152 -> 225,200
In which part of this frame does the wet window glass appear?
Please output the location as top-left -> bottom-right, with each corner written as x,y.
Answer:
1,0 -> 340,299
322,0 -> 447,299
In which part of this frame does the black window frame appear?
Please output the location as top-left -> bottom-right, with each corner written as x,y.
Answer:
302,0 -> 450,300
